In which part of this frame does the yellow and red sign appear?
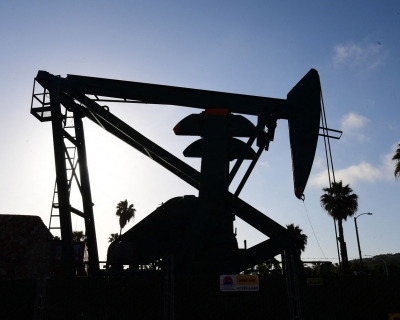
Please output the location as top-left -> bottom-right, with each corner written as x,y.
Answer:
220,275 -> 259,292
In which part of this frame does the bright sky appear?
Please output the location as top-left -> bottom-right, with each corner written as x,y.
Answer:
1,1 -> 399,264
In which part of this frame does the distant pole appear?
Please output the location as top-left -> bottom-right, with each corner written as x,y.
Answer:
354,217 -> 362,267
374,256 -> 388,276
354,213 -> 372,269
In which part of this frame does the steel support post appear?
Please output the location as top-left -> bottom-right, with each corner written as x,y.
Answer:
281,252 -> 286,276
70,92 -> 201,189
284,249 -> 302,320
183,111 -> 232,265
163,255 -> 174,320
227,109 -> 268,186
50,89 -> 75,276
74,108 -> 100,275
234,146 -> 264,196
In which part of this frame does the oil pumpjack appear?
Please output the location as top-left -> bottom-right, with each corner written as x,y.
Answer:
32,68 -> 325,318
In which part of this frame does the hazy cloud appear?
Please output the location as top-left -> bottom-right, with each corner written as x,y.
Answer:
341,112 -> 369,131
313,157 -> 325,170
309,144 -> 397,187
341,112 -> 370,141
258,161 -> 269,168
332,42 -> 384,70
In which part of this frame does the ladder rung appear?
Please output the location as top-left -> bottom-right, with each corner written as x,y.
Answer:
66,147 -> 76,149
51,215 -> 60,217
64,126 -> 75,128
49,227 -> 61,230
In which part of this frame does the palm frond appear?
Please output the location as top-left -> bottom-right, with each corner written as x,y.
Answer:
286,223 -> 308,252
115,200 -> 136,233
320,181 -> 358,221
393,143 -> 400,179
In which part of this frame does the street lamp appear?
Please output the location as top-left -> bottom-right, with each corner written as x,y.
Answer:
365,254 -> 389,276
374,256 -> 389,276
354,212 -> 372,268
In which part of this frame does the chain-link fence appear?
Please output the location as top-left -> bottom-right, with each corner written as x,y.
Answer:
1,273 -> 400,320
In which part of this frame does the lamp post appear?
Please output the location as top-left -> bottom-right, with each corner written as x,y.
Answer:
365,254 -> 389,276
374,256 -> 389,276
354,212 -> 372,268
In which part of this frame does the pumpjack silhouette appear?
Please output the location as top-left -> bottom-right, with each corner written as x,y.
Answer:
32,68 -> 332,319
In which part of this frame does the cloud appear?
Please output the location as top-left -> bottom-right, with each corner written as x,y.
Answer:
313,157 -> 325,170
258,161 -> 269,168
340,112 -> 370,141
341,112 -> 369,131
309,144 -> 398,188
332,42 -> 385,70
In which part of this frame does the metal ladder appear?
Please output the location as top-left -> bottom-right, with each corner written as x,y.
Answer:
285,252 -> 302,320
48,107 -> 77,237
34,107 -> 78,318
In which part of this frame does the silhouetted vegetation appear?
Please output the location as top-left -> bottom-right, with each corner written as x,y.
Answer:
254,257 -> 282,275
72,230 -> 85,242
115,200 -> 136,235
393,143 -> 400,179
108,233 -> 120,243
52,231 -> 85,242
286,223 -> 308,254
320,181 -> 358,274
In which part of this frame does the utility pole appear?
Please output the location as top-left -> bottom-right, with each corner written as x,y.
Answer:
354,213 -> 372,269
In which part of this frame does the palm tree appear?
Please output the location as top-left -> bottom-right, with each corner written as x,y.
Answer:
393,143 -> 400,179
108,233 -> 120,243
255,257 -> 282,275
115,200 -> 136,235
320,181 -> 358,274
279,224 -> 307,276
286,224 -> 308,253
72,230 -> 86,242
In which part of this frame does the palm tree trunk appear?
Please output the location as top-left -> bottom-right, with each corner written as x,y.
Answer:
333,218 -> 341,271
337,219 -> 349,275
119,228 -> 122,236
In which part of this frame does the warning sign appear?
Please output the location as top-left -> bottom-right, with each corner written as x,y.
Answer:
220,275 -> 259,292
220,275 -> 237,291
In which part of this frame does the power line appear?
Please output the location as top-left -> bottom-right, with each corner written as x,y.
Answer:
302,199 -> 327,259
320,89 -> 342,268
